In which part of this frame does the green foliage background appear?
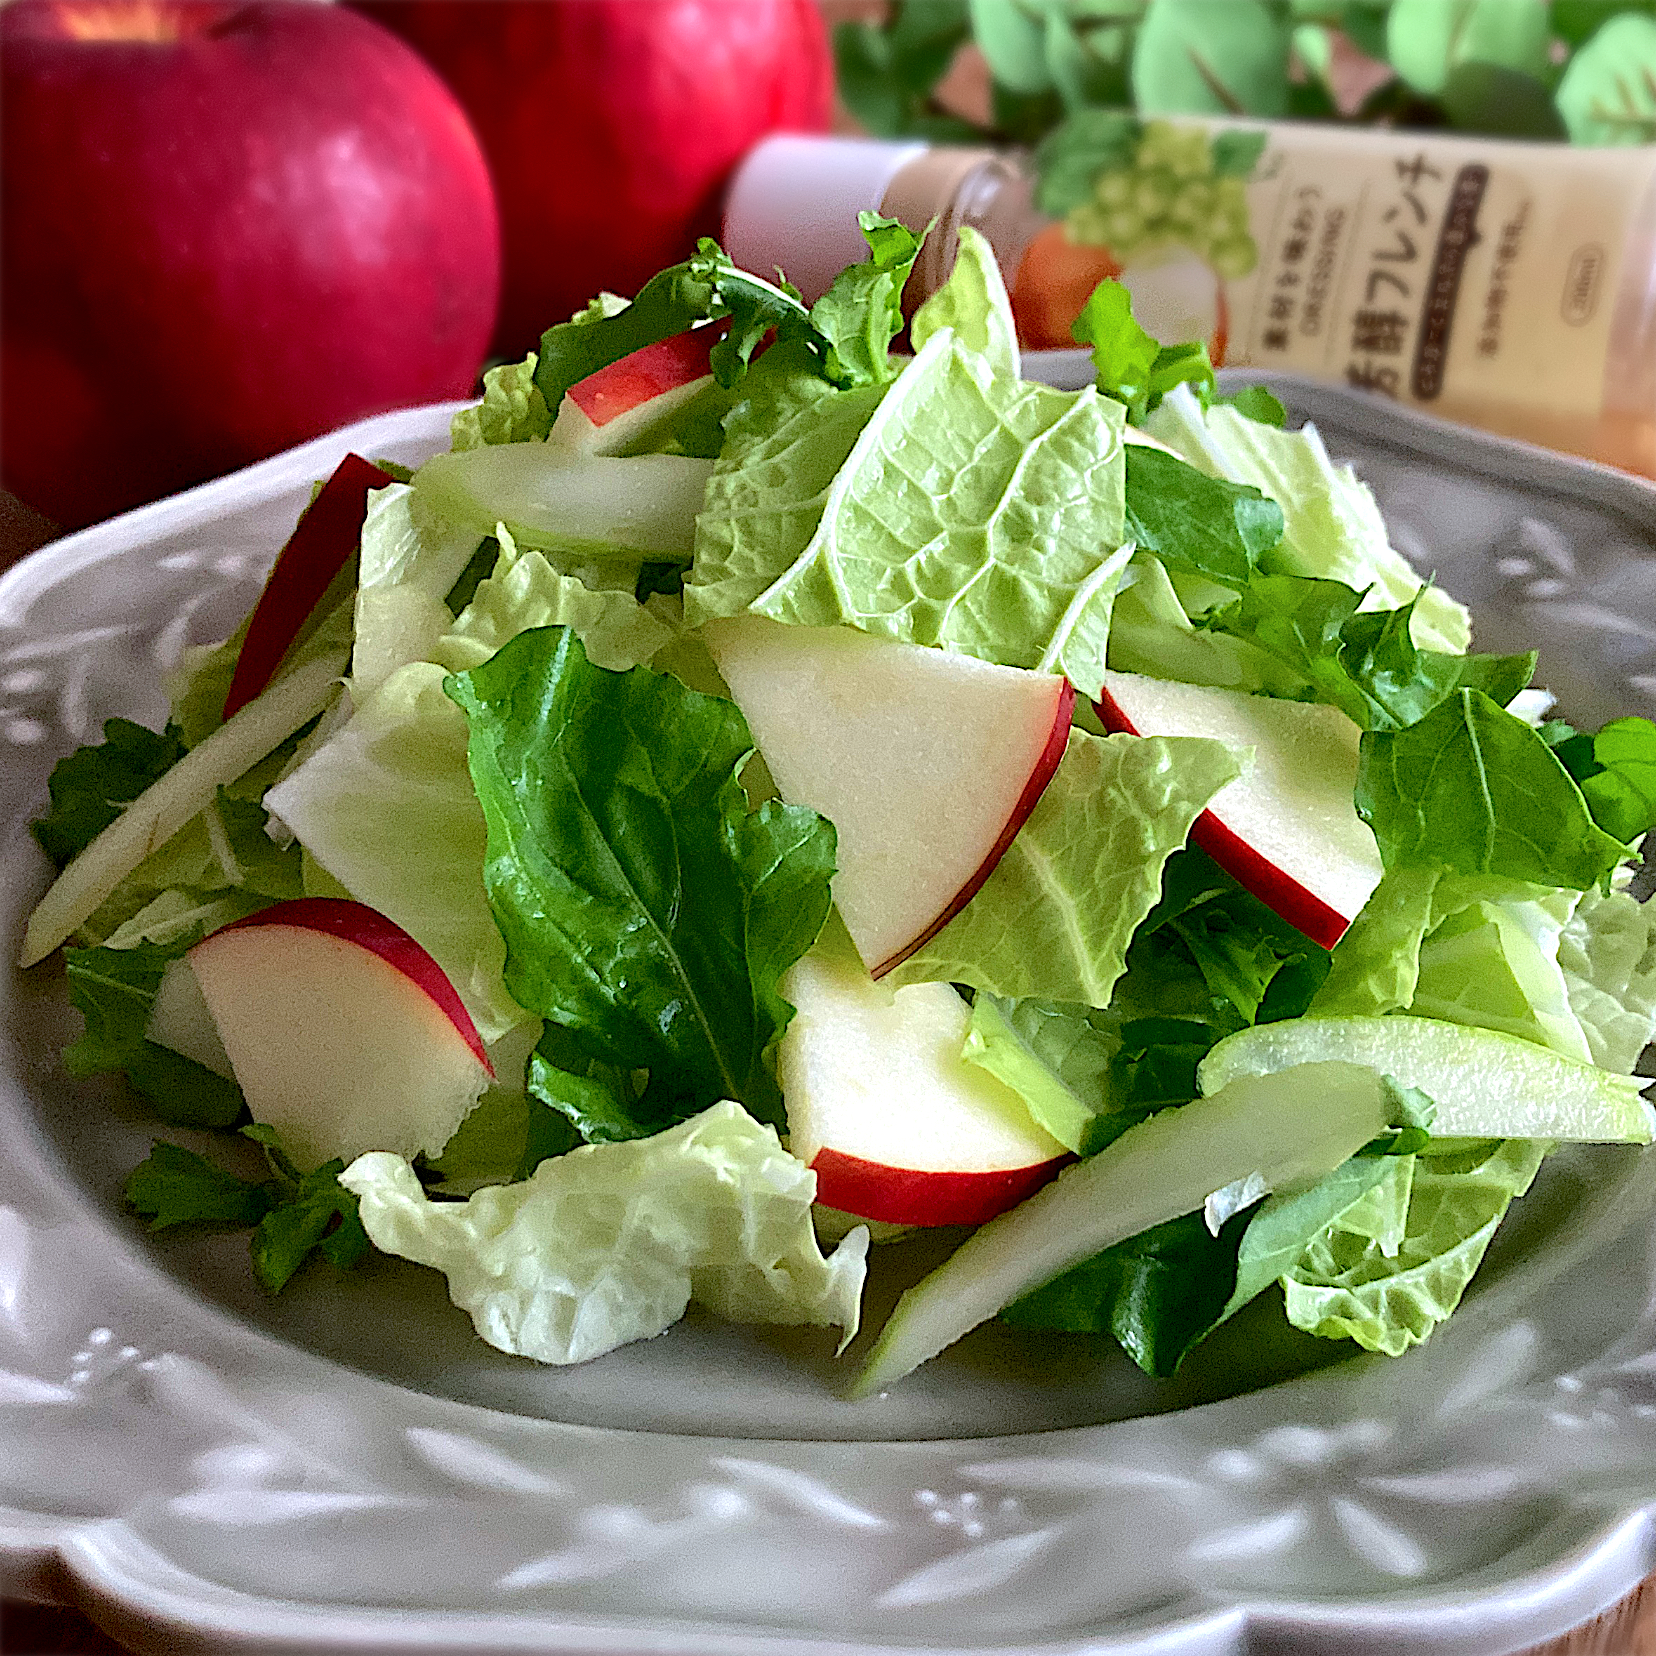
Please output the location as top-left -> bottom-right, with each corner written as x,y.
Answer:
837,0 -> 1656,148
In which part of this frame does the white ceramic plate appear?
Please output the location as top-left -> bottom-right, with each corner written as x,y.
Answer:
4,383 -> 1656,1656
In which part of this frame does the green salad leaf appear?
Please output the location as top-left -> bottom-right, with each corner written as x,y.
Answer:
450,354 -> 552,451
1558,884 -> 1656,1075
448,626 -> 836,1133
911,223 -> 1018,378
33,719 -> 188,869
808,212 -> 925,387
1576,716 -> 1656,845
1356,689 -> 1632,888
1124,444 -> 1283,590
1145,386 -> 1472,654
888,730 -> 1239,1005
1281,1139 -> 1548,1355
747,330 -> 1132,696
1073,280 -> 1217,422
125,1141 -> 273,1230
63,940 -> 246,1129
340,1101 -> 868,1365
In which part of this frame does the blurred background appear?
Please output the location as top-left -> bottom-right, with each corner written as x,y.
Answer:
4,0 -> 1655,557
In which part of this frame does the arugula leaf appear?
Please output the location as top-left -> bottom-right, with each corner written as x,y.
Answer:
1204,574 -> 1534,731
533,240 -> 817,415
1073,280 -> 1219,423
33,719 -> 188,869
448,626 -> 835,1134
1579,716 -> 1656,844
1208,384 -> 1286,427
125,1142 -> 274,1231
126,1131 -> 369,1293
526,1023 -> 647,1145
1356,689 -> 1632,889
807,213 -> 925,386
1124,445 -> 1283,589
63,941 -> 246,1128
248,1155 -> 369,1292
1000,1205 -> 1255,1376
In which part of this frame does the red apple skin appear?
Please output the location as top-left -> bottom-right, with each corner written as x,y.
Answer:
569,330 -> 717,428
352,0 -> 833,357
1,1 -> 500,528
872,680 -> 1076,979
1094,687 -> 1352,950
810,1147 -> 1071,1229
215,898 -> 492,1072
223,452 -> 392,720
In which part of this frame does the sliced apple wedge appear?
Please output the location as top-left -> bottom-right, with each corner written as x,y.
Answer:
704,617 -> 1074,976
224,452 -> 392,719
549,328 -> 718,457
779,953 -> 1069,1226
188,898 -> 492,1169
1096,669 -> 1382,948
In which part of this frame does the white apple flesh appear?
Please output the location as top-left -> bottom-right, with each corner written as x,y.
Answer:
703,617 -> 1074,976
1095,669 -> 1383,948
188,897 -> 492,1169
548,328 -> 717,458
779,953 -> 1069,1226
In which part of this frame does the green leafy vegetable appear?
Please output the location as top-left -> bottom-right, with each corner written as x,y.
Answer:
125,1131 -> 368,1293
339,1101 -> 868,1365
450,354 -> 553,452
808,212 -> 926,387
1123,444 -> 1283,590
911,223 -> 1019,378
1557,884 -> 1656,1075
447,626 -> 835,1133
125,1141 -> 274,1230
1578,717 -> 1656,844
33,719 -> 187,869
888,729 -> 1240,1005
63,942 -> 245,1128
1073,280 -> 1219,423
1145,387 -> 1472,655
1203,575 -> 1534,731
746,330 -> 1133,696
1000,1205 -> 1254,1376
1355,689 -> 1632,888
1281,1139 -> 1549,1355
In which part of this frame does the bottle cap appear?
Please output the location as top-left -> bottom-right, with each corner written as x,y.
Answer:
723,135 -> 927,303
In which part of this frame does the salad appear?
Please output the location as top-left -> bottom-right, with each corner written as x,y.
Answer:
20,217 -> 1656,1397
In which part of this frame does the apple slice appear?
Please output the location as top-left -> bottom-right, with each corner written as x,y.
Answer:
549,328 -> 719,457
703,617 -> 1073,977
223,452 -> 392,719
188,897 -> 492,1169
1096,669 -> 1382,948
779,953 -> 1069,1226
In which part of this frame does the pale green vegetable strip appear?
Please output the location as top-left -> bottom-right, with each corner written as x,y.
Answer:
855,1061 -> 1393,1396
341,1100 -> 868,1365
22,652 -> 343,967
413,446 -> 712,561
887,729 -> 1240,1006
1198,1015 -> 1653,1142
961,993 -> 1098,1154
353,483 -> 482,699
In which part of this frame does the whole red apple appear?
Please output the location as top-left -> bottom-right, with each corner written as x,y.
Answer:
353,0 -> 832,357
1,1 -> 501,529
